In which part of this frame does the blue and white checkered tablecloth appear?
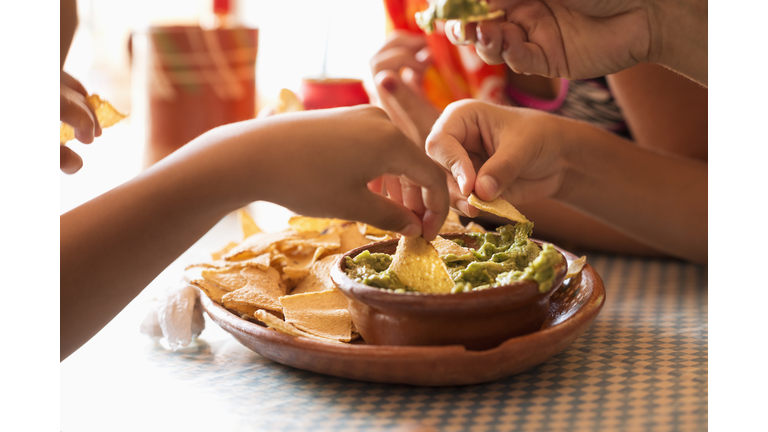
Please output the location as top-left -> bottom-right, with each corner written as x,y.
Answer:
61,247 -> 707,432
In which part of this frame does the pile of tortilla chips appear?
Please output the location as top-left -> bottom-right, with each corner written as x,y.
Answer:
189,208 -> 487,344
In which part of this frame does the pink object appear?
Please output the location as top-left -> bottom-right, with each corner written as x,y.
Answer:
507,78 -> 570,112
298,78 -> 370,110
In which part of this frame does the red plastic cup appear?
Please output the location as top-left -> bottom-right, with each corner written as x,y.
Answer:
298,78 -> 370,110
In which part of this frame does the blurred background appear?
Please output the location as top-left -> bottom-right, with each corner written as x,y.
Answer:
61,0 -> 387,214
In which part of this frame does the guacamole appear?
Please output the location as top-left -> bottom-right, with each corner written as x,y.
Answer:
415,0 -> 492,33
345,223 -> 562,294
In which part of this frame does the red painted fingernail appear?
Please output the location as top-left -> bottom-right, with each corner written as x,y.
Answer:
381,78 -> 397,93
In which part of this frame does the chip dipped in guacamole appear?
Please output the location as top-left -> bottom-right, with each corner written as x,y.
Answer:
345,223 -> 562,294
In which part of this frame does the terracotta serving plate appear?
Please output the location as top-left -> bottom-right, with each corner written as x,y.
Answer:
200,247 -> 605,386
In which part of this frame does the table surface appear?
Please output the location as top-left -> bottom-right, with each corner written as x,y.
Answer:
60,206 -> 708,432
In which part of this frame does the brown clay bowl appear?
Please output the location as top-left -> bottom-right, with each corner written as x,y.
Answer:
330,234 -> 567,351
200,247 -> 605,386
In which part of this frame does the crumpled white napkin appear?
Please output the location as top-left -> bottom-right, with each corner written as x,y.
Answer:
140,283 -> 205,350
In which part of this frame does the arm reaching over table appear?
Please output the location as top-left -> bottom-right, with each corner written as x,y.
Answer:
444,0 -> 707,86
425,100 -> 706,264
61,106 -> 450,361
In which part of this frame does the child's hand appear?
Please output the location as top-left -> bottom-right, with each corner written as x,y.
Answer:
197,106 -> 450,240
425,100 -> 566,216
444,0 -> 656,80
60,71 -> 101,174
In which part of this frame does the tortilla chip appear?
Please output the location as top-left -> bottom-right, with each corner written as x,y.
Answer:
186,253 -> 271,272
275,88 -> 305,114
254,309 -> 342,344
60,94 -> 127,144
432,236 -> 473,258
291,254 -> 339,294
279,290 -> 353,342
201,266 -> 249,292
190,279 -> 229,303
467,193 -> 529,224
224,230 -> 301,261
280,232 -> 340,252
465,221 -> 487,233
238,208 -> 262,239
337,223 -> 374,253
390,236 -> 455,294
356,222 -> 397,238
210,242 -> 238,261
287,216 -> 347,233
439,221 -> 470,234
221,266 -> 287,313
566,256 -> 587,279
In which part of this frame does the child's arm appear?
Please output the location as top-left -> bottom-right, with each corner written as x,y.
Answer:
61,106 -> 449,360
426,100 -> 707,264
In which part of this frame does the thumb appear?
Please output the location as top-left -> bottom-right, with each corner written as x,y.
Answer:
473,144 -> 522,202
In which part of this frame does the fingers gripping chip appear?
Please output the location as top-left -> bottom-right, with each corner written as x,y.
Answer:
60,94 -> 127,144
467,193 -> 530,224
390,236 -> 455,294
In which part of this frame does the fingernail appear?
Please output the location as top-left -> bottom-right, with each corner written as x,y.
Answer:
457,200 -> 471,216
457,174 -> 467,193
479,176 -> 498,198
381,77 -> 397,93
400,223 -> 421,238
477,27 -> 488,46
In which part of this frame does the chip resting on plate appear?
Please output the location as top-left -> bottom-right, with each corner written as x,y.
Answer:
292,254 -> 340,294
254,309 -> 342,344
279,289 -> 354,342
220,266 -> 287,315
224,230 -> 302,261
60,94 -> 127,144
467,193 -> 529,224
390,236 -> 455,294
190,278 -> 230,304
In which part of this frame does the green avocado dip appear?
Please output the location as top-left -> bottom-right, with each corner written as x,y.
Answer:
344,223 -> 562,294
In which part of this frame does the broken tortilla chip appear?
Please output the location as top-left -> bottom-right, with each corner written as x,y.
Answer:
287,216 -> 346,233
238,208 -> 262,239
467,193 -> 529,224
211,242 -> 239,261
221,266 -> 287,313
201,266 -> 249,292
279,289 -> 353,342
432,236 -> 473,258
337,223 -> 374,253
224,230 -> 301,261
60,94 -> 127,144
254,309 -> 342,344
190,279 -> 229,303
566,256 -> 587,279
390,236 -> 455,294
291,254 -> 340,294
